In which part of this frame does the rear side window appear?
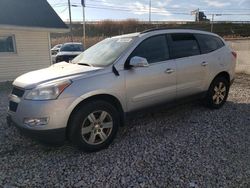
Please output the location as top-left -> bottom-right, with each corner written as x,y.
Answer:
130,35 -> 169,64
168,33 -> 200,59
195,34 -> 225,54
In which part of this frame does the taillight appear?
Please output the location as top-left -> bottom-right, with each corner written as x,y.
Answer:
231,51 -> 237,59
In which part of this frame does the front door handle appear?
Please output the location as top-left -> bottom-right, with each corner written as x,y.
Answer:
201,61 -> 208,66
165,68 -> 174,74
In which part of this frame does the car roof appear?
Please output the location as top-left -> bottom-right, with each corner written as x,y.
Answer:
139,28 -> 219,37
111,28 -> 220,40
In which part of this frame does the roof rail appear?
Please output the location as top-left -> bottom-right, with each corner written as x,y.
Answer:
140,27 -> 206,34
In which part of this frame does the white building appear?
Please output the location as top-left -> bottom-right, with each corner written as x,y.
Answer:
0,0 -> 68,82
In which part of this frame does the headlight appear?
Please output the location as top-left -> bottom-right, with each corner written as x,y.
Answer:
25,79 -> 72,100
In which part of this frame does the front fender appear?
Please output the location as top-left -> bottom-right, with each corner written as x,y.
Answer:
65,90 -> 126,119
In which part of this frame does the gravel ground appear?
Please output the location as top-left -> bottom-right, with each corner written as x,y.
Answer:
0,74 -> 250,187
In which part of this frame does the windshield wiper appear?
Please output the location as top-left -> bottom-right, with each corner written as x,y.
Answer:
77,63 -> 92,67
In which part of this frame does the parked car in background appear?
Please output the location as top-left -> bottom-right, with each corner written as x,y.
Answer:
55,42 -> 84,63
51,44 -> 62,55
7,29 -> 236,152
51,44 -> 62,63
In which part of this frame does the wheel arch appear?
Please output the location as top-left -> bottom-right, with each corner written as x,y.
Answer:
66,94 -> 125,139
205,71 -> 231,109
213,71 -> 230,83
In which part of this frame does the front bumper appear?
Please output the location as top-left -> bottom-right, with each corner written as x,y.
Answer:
8,94 -> 76,130
7,88 -> 77,145
7,115 -> 65,145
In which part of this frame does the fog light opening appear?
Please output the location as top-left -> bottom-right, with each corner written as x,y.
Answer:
23,117 -> 49,127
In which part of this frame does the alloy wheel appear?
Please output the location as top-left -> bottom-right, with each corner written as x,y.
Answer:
81,110 -> 113,145
212,82 -> 227,105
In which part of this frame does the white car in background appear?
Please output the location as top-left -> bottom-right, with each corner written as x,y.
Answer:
51,44 -> 62,63
51,44 -> 62,54
54,43 -> 84,63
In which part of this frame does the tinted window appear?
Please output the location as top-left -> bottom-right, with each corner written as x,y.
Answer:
0,36 -> 15,53
168,33 -> 200,59
130,35 -> 169,64
60,44 -> 83,52
195,34 -> 225,54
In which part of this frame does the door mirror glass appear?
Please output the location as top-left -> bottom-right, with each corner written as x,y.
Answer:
129,56 -> 149,67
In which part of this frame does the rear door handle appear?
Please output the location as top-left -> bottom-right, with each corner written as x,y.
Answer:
165,68 -> 174,74
201,62 -> 208,66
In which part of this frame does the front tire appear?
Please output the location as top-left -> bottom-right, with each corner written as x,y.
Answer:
68,100 -> 120,152
205,76 -> 230,109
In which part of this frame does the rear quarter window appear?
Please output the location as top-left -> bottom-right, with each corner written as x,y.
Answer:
195,34 -> 225,54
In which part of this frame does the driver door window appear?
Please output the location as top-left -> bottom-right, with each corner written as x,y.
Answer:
130,35 -> 170,64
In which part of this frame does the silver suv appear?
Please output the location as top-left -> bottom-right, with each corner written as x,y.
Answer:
7,29 -> 236,151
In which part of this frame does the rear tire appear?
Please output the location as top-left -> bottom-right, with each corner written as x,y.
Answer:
205,76 -> 230,109
68,100 -> 120,152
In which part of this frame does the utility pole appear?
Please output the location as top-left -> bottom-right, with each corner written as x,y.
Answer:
68,0 -> 73,42
149,0 -> 151,24
191,9 -> 199,22
211,14 -> 214,32
81,0 -> 86,49
196,8 -> 199,22
211,14 -> 221,32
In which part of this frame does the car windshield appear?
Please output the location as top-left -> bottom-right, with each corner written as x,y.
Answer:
60,44 -> 83,52
72,36 -> 135,67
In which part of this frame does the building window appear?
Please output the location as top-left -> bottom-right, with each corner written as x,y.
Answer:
0,35 -> 16,53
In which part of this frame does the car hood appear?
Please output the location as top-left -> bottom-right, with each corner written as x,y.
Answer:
13,62 -> 102,89
57,51 -> 82,56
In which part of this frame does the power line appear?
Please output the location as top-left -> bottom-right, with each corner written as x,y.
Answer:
71,3 -> 190,14
70,3 -> 250,16
59,7 -> 68,13
73,3 -> 250,14
86,5 -> 191,15
83,0 -> 250,11
49,1 -> 250,17
59,1 -> 250,12
51,4 -> 68,8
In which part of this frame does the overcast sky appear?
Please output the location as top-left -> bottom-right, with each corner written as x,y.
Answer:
47,0 -> 250,22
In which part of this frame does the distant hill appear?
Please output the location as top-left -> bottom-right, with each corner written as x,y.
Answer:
51,20 -> 250,38
50,20 -> 250,47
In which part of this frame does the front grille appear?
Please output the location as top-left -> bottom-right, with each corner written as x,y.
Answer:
9,101 -> 18,112
9,86 -> 25,112
12,87 -> 25,97
56,55 -> 77,63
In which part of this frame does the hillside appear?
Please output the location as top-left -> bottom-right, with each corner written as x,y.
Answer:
51,20 -> 250,47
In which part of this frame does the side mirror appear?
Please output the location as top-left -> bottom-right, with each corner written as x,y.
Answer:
129,56 -> 149,68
